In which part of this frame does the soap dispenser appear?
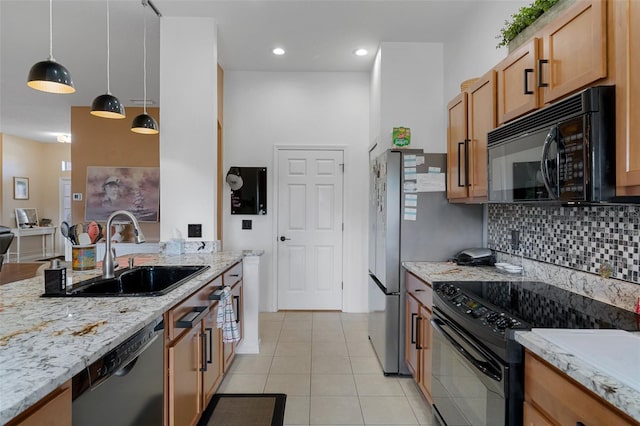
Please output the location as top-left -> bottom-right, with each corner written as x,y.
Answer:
44,259 -> 67,295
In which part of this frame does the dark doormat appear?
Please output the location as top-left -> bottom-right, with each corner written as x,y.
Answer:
197,393 -> 287,426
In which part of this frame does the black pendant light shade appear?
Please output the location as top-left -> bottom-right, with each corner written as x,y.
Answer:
27,59 -> 75,94
131,113 -> 159,134
27,0 -> 75,94
91,93 -> 126,119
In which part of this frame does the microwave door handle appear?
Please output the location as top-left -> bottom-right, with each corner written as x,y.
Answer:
541,126 -> 559,199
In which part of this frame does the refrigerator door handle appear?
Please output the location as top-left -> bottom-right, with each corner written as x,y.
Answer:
368,273 -> 398,295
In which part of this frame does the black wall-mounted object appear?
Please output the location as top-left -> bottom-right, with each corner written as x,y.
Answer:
228,167 -> 267,215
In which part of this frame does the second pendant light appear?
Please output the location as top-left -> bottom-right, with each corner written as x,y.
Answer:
91,0 -> 125,119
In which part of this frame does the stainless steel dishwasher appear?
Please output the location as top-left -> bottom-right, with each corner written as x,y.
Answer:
72,317 -> 164,426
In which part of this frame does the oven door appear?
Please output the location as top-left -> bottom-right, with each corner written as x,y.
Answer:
430,313 -> 507,426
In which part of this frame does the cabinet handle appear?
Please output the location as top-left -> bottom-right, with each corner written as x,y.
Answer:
229,273 -> 240,277
416,317 -> 423,350
233,295 -> 240,324
523,68 -> 534,94
464,139 -> 470,187
199,331 -> 208,372
176,306 -> 208,328
537,59 -> 549,87
415,289 -> 424,292
206,327 -> 213,364
209,288 -> 224,300
457,141 -> 465,187
410,313 -> 418,344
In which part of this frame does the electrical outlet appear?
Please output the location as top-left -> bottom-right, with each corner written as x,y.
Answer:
242,220 -> 252,230
511,230 -> 520,251
188,224 -> 202,238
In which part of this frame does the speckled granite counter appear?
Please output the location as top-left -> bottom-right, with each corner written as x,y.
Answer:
515,331 -> 640,421
0,251 -> 243,424
402,260 -> 640,422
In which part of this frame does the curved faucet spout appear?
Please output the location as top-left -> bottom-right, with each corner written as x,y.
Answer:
103,210 -> 146,279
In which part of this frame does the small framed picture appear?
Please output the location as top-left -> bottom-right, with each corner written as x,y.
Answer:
13,177 -> 29,200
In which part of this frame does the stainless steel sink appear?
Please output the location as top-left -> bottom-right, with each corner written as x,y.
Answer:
48,265 -> 209,297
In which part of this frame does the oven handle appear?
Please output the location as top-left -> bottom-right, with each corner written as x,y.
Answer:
431,318 -> 502,382
540,125 -> 559,199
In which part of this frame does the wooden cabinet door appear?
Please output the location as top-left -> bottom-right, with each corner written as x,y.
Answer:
447,92 -> 469,200
467,70 -> 496,200
540,0 -> 607,104
202,307 -> 223,407
417,304 -> 432,403
614,0 -> 640,192
496,39 -> 540,124
7,382 -> 71,426
405,294 -> 420,377
168,326 -> 202,426
523,401 -> 554,426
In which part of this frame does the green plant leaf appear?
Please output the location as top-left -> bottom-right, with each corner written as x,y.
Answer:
496,0 -> 560,48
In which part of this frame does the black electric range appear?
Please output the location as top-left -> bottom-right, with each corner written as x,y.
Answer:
430,280 -> 639,426
433,280 -> 639,359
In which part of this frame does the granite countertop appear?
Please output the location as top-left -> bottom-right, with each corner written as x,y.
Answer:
0,251 -> 244,424
403,260 -> 640,422
403,261 -> 521,282
515,330 -> 640,421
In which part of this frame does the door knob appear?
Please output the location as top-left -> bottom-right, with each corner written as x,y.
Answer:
280,236 -> 291,241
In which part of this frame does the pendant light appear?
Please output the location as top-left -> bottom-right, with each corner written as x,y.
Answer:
91,0 -> 125,119
27,0 -> 75,94
131,1 -> 159,134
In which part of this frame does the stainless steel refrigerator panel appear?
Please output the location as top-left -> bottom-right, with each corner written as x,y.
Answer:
400,191 -> 483,261
368,274 -> 399,374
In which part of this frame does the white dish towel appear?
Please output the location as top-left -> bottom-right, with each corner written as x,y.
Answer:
216,286 -> 240,343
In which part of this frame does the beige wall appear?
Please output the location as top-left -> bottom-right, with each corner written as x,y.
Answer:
1,134 -> 71,256
70,106 -> 160,241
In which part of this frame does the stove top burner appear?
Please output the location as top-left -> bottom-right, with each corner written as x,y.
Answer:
434,281 -> 639,336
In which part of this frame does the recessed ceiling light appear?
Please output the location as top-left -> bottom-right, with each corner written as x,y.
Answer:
353,48 -> 368,56
272,47 -> 285,56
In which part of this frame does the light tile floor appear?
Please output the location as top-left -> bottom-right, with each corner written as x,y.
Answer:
218,311 -> 434,425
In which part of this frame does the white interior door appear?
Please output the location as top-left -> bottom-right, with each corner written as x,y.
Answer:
277,149 -> 344,310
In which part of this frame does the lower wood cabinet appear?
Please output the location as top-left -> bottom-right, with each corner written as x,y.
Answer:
166,261 -> 244,426
6,381 -> 71,426
524,351 -> 639,426
405,271 -> 433,404
166,276 -> 226,426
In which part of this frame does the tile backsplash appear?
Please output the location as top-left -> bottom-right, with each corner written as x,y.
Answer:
488,204 -> 640,285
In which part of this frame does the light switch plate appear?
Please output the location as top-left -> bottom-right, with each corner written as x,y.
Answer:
188,224 -> 202,238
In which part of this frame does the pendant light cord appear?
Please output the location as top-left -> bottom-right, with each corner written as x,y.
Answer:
143,3 -> 148,113
48,0 -> 54,60
106,0 -> 112,95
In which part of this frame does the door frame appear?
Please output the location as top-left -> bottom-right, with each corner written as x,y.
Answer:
272,144 -> 347,312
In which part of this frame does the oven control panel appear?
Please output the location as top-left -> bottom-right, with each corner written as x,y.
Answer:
435,283 -> 524,336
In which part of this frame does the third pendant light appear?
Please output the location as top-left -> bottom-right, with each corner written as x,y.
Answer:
91,0 -> 125,119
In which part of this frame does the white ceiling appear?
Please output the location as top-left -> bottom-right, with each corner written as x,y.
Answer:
0,0 -> 518,143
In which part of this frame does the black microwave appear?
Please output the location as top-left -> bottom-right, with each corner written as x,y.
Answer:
487,86 -> 615,203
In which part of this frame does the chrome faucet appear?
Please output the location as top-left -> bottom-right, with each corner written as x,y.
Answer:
103,210 -> 146,279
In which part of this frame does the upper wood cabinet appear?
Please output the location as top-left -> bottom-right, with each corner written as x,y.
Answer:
466,71 -> 496,200
539,0 -> 607,103
447,70 -> 496,202
496,39 -> 540,125
614,0 -> 640,193
496,0 -> 607,125
447,92 -> 468,201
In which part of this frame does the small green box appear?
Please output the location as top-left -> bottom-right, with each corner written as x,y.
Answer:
393,127 -> 411,147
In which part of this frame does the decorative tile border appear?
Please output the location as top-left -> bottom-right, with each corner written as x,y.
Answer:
488,204 -> 640,285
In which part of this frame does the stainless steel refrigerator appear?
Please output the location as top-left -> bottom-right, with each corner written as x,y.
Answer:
368,149 -> 483,375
